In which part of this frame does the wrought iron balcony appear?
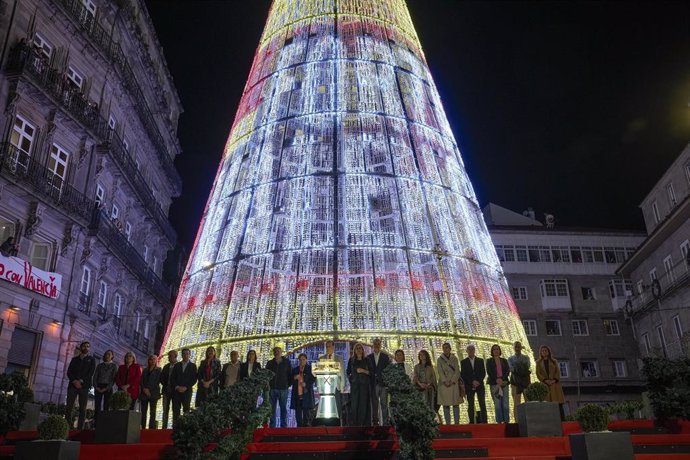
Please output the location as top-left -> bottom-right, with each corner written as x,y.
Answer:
89,210 -> 171,304
0,143 -> 93,223
133,330 -> 141,347
6,42 -> 176,244
77,292 -> 92,314
630,257 -> 690,316
142,338 -> 150,352
53,0 -> 182,192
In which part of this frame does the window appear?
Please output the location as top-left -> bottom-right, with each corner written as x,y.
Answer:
512,287 -> 528,300
650,268 -> 657,282
0,219 -> 15,244
643,333 -> 651,355
551,247 -> 570,263
652,201 -> 660,224
143,245 -> 149,263
47,144 -> 69,194
80,267 -> 91,294
153,255 -> 158,273
636,280 -> 644,295
657,326 -> 667,357
667,183 -> 677,208
29,243 -> 50,270
113,293 -> 122,317
613,360 -> 627,378
580,360 -> 598,378
97,281 -> 108,307
558,360 -> 569,378
135,311 -> 141,332
686,162 -> 690,187
528,246 -> 541,262
144,319 -> 150,339
664,256 -> 674,283
572,319 -> 589,336
582,247 -> 595,263
681,240 -> 690,269
123,139 -> 130,152
503,245 -> 515,262
81,0 -> 96,16
33,33 -> 53,59
125,222 -> 132,241
108,115 -> 117,131
581,287 -> 596,300
592,247 -> 605,263
545,320 -> 562,336
94,185 -> 105,208
111,204 -> 119,220
570,247 -> 583,263
10,115 -> 35,155
673,315 -> 683,340
522,320 -> 537,336
66,65 -> 84,90
608,279 -> 632,298
540,279 -> 569,297
515,245 -> 528,262
604,319 -> 620,336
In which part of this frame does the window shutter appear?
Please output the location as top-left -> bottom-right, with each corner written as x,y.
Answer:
7,328 -> 37,367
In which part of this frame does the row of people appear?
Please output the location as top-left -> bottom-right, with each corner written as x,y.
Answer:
65,339 -> 564,429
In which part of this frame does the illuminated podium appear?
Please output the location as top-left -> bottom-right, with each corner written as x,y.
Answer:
312,359 -> 341,426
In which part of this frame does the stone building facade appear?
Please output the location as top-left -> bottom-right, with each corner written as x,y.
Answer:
0,0 -> 182,404
618,143 -> 690,359
484,204 -> 646,414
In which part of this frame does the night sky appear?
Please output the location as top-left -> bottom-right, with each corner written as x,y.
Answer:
146,1 -> 690,251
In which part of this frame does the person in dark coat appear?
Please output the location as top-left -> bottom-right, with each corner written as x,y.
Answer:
93,350 -> 117,425
291,353 -> 316,427
159,350 -> 178,429
266,345 -> 293,427
347,342 -> 372,426
460,344 -> 487,424
171,348 -> 197,425
140,354 -> 162,429
65,341 -> 96,429
239,349 -> 261,380
486,344 -> 511,423
196,346 -> 221,407
366,338 -> 391,425
115,351 -> 142,410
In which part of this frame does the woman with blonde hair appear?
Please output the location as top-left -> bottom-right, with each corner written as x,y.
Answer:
536,345 -> 565,420
115,351 -> 141,410
346,342 -> 372,426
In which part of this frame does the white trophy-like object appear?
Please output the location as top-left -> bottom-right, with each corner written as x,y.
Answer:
312,359 -> 341,426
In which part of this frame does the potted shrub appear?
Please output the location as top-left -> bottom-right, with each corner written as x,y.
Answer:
516,382 -> 563,437
95,391 -> 140,444
570,404 -> 633,460
18,387 -> 41,431
15,415 -> 80,460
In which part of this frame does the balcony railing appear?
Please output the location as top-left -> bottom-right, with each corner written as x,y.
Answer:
77,292 -> 91,314
53,0 -> 182,192
89,210 -> 171,304
142,337 -> 150,351
6,42 -> 176,244
113,315 -> 122,331
0,143 -> 94,223
630,257 -> 690,314
133,330 -> 141,347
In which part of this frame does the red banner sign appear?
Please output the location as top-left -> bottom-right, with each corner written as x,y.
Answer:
0,254 -> 62,299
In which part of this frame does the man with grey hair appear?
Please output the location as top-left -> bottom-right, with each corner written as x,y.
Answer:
460,344 -> 487,423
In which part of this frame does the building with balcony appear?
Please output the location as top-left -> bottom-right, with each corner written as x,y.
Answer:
0,0 -> 182,404
617,143 -> 690,360
484,203 -> 647,413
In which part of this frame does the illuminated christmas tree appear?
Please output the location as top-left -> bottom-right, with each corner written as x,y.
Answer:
162,0 -> 529,376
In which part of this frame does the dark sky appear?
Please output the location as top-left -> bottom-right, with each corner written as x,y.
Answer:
147,1 -> 690,251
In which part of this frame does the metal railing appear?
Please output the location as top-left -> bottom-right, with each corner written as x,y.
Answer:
89,210 -> 171,304
0,143 -> 94,223
6,42 -> 177,244
53,0 -> 182,192
630,257 -> 690,313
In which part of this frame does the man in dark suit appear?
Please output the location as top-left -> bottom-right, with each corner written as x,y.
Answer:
460,344 -> 487,423
65,341 -> 96,429
171,348 -> 197,425
366,338 -> 391,425
159,350 -> 178,429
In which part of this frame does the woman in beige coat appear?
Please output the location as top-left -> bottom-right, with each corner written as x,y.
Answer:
436,343 -> 462,424
535,345 -> 565,420
413,350 -> 437,412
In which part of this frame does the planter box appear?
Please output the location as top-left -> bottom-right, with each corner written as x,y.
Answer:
95,410 -> 140,444
517,402 -> 563,437
19,402 -> 42,431
15,440 -> 80,460
570,431 -> 634,460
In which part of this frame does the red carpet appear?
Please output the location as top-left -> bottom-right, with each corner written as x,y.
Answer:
1,420 -> 689,459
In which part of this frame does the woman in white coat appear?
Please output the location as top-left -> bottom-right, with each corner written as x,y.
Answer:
436,342 -> 463,424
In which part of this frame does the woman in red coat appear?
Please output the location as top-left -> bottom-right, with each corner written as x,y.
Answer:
115,351 -> 142,409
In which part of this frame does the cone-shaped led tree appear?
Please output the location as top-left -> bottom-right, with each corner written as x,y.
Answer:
162,0 -> 529,366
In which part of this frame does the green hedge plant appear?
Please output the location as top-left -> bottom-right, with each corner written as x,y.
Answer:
110,391 -> 132,410
524,382 -> 549,402
38,415 -> 70,440
641,357 -> 690,421
575,404 -> 609,432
